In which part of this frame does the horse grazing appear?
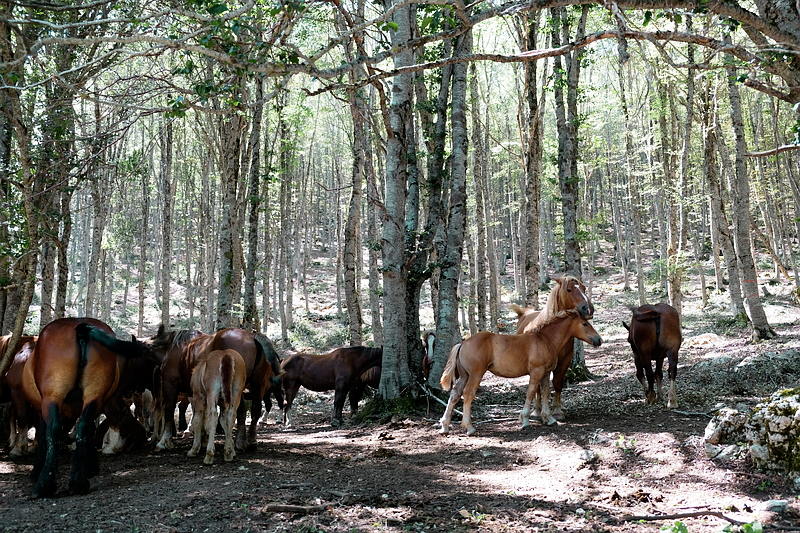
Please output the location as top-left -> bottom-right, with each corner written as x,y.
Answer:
622,303 -> 681,408
509,275 -> 594,420
281,346 -> 383,426
439,310 -> 602,436
21,318 -> 157,497
1,336 -> 37,456
187,349 -> 246,465
149,326 -> 281,451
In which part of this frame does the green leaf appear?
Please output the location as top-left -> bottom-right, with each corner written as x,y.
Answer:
207,3 -> 228,15
643,11 -> 652,26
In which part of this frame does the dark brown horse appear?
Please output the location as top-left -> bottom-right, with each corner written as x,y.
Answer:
509,275 -> 594,420
1,336 -> 37,456
622,303 -> 681,408
21,318 -> 157,497
440,310 -> 602,436
149,326 -> 281,451
280,346 -> 383,426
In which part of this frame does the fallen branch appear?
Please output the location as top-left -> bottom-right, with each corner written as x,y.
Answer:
672,410 -> 714,418
622,510 -> 744,525
263,503 -> 330,514
418,383 -> 462,417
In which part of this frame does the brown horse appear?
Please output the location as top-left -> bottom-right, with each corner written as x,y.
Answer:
439,310 -> 602,436
21,318 -> 157,497
622,303 -> 681,408
149,326 -> 281,451
187,349 -> 246,465
509,275 -> 594,420
1,336 -> 37,456
280,346 -> 383,426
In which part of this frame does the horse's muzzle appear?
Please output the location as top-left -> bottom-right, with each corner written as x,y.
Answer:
590,335 -> 602,347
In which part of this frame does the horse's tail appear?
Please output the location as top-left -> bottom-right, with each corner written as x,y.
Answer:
255,332 -> 282,387
220,351 -> 234,407
509,304 -> 527,318
440,343 -> 462,391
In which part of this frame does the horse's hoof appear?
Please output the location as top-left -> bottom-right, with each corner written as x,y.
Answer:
667,400 -> 678,409
520,419 -> 530,429
203,454 -> 214,465
32,481 -> 57,499
68,478 -> 91,495
439,427 -> 449,435
543,417 -> 558,426
331,418 -> 342,428
465,427 -> 476,436
224,451 -> 236,462
187,449 -> 198,458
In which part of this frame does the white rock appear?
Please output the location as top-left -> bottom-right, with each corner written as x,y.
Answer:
760,500 -> 788,513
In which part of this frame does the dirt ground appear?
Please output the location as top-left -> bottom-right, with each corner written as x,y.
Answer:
2,277 -> 800,532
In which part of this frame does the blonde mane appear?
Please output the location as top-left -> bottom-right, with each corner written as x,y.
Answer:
527,308 -> 579,335
530,275 -> 581,328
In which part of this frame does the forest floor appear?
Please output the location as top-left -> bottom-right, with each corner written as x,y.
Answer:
3,268 -> 800,532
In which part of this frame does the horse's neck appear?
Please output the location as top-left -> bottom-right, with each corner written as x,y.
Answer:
537,318 -> 575,354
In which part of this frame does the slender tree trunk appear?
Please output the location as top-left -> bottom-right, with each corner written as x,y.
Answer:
724,49 -> 776,339
431,30 -> 471,384
243,79 -> 264,331
215,96 -> 245,329
160,120 -> 174,327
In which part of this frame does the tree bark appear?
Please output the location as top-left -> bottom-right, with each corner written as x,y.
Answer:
243,79 -> 264,331
724,44 -> 776,340
159,120 -> 174,327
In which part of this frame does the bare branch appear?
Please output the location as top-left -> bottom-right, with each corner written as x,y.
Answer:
747,143 -> 800,157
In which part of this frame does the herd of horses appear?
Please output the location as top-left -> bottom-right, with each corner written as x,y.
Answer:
0,275 -> 682,498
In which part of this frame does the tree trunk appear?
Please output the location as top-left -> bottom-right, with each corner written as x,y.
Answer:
724,48 -> 776,339
215,97 -> 245,329
243,79 -> 264,331
379,0 -> 416,399
430,30 -> 472,384
160,120 -> 174,327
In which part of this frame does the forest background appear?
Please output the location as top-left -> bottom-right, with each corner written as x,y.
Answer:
1,0 -> 800,400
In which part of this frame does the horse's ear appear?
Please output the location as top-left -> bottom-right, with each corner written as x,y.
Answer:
552,276 -> 563,285
131,334 -> 137,343
622,321 -> 629,331
157,324 -> 165,337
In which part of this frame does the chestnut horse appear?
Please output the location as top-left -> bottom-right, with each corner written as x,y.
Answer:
187,349 -> 246,465
1,336 -> 37,455
509,275 -> 594,420
150,326 -> 281,451
439,310 -> 602,436
622,303 -> 681,408
280,346 -> 383,426
21,318 -> 157,497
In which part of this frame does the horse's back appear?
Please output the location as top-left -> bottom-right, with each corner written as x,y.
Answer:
630,303 -> 681,354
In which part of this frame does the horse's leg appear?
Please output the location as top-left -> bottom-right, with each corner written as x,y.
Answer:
247,392 -> 262,449
666,350 -> 678,409
155,388 -> 178,451
283,382 -> 300,427
537,373 -> 557,426
520,375 -> 537,429
550,344 -> 574,421
635,357 -> 647,396
349,382 -> 364,416
203,395 -> 219,465
643,359 -> 656,405
223,398 -> 239,462
331,384 -> 347,427
33,403 -> 60,498
31,418 -> 47,481
178,397 -> 190,435
68,401 -> 97,495
460,372 -> 483,436
187,395 -> 204,459
654,355 -> 665,403
234,397 -> 249,451
439,376 -> 466,435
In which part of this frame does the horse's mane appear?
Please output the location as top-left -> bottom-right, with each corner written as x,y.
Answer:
172,329 -> 204,348
532,275 -> 581,326
527,308 -> 580,335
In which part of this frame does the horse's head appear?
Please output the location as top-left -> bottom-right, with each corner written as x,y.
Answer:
144,325 -> 202,361
567,312 -> 602,347
553,275 -> 594,319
